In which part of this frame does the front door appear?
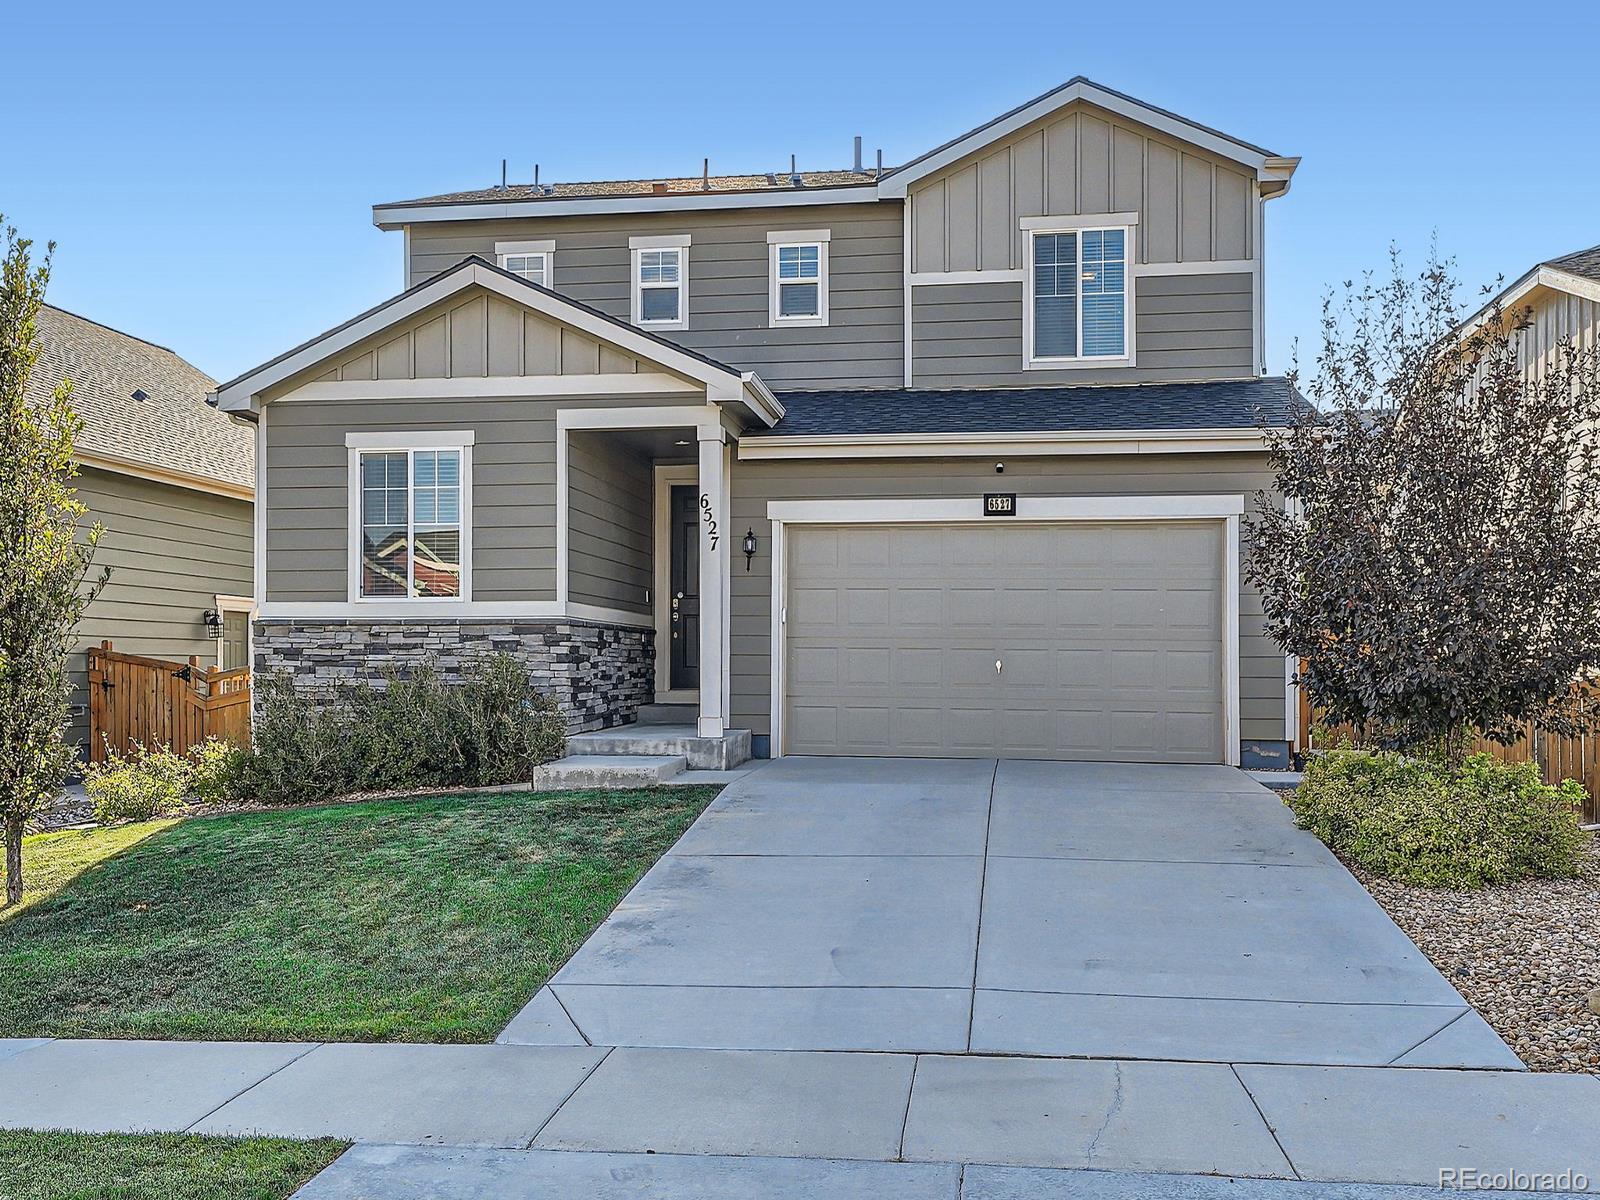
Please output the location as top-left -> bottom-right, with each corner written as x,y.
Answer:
669,485 -> 700,691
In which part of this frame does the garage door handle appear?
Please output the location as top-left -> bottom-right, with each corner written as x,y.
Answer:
995,659 -> 1003,675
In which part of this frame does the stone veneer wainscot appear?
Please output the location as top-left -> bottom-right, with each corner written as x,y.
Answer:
253,618 -> 654,733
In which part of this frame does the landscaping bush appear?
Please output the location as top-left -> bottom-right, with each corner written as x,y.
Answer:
239,654 -> 566,805
83,744 -> 192,823
187,738 -> 251,805
1291,748 -> 1589,887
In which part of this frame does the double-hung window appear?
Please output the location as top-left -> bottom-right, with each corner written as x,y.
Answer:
767,230 -> 830,327
1025,222 -> 1133,368
629,235 -> 690,330
496,240 -> 555,288
350,434 -> 472,602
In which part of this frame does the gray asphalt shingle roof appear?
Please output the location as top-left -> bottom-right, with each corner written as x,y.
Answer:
1547,244 -> 1600,283
27,306 -> 253,492
748,377 -> 1298,438
384,170 -> 880,209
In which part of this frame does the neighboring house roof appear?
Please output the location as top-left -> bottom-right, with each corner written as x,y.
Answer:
745,377 -> 1298,439
26,306 -> 253,497
211,256 -> 782,426
1545,243 -> 1600,283
373,77 -> 1297,228
1460,241 -> 1600,333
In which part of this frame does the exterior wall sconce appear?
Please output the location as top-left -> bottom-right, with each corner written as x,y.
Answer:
203,608 -> 224,638
742,528 -> 758,571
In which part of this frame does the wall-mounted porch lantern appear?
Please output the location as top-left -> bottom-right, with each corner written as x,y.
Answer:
742,528 -> 758,571
203,608 -> 224,638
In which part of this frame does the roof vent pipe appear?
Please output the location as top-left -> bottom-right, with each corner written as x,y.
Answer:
702,157 -> 710,190
501,159 -> 507,189
853,136 -> 863,173
534,163 -> 540,186
790,154 -> 801,187
875,148 -> 883,179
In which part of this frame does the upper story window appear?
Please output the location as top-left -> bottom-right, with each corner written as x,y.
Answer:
348,433 -> 473,602
495,239 -> 555,288
767,230 -> 830,327
1023,220 -> 1134,369
629,234 -> 691,330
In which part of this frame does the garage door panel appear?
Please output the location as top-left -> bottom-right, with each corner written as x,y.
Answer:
783,521 -> 1225,762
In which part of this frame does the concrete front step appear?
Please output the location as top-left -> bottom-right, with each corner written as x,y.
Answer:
569,724 -> 753,770
529,754 -> 687,790
636,703 -> 696,725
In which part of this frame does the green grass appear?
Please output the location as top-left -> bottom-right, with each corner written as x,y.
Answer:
0,1129 -> 347,1200
0,786 -> 718,1042
2,822 -> 180,915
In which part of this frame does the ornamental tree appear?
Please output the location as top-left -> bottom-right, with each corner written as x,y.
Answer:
1246,248 -> 1600,760
0,220 -> 109,904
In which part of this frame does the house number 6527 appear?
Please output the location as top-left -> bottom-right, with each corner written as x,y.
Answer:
699,493 -> 719,550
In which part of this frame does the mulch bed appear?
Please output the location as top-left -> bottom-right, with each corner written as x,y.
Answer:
1348,842 -> 1600,1073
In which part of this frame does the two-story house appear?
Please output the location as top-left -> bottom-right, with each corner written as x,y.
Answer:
212,77 -> 1301,769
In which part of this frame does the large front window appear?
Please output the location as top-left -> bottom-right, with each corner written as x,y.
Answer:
359,449 -> 463,598
1029,226 -> 1129,364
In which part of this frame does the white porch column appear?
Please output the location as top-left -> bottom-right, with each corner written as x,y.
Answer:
696,427 -> 729,738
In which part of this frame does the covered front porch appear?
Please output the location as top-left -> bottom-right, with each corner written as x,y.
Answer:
553,403 -> 752,777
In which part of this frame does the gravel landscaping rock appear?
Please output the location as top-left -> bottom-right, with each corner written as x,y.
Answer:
30,785 -> 95,833
1347,840 -> 1600,1073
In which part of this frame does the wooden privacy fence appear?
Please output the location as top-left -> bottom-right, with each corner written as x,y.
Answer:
1296,683 -> 1600,826
86,641 -> 251,764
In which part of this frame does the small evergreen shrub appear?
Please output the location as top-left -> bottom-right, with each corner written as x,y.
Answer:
239,654 -> 566,805
187,737 -> 251,805
83,744 -> 192,823
1291,748 -> 1589,887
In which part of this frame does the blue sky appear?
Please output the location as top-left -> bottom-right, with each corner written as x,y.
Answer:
12,1 -> 1597,383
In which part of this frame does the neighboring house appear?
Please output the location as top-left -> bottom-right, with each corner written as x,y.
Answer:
215,77 -> 1302,768
27,306 -> 255,746
1466,244 -> 1600,380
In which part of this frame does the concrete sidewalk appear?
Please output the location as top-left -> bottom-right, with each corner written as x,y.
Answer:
0,1038 -> 1594,1191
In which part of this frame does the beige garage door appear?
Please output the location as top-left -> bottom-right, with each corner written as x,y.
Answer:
782,521 -> 1225,762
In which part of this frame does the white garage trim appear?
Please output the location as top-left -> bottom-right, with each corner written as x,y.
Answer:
766,494 -> 1244,766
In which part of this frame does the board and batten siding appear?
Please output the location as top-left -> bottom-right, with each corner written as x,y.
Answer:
1519,286 -> 1600,384
405,204 -> 905,390
567,431 -> 654,616
911,272 -> 1253,388
909,102 -> 1255,274
728,452 -> 1285,749
71,466 -> 253,744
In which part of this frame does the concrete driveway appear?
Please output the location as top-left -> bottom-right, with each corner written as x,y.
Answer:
527,757 -> 1519,1068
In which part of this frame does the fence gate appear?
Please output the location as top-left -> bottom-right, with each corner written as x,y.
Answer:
86,641 -> 251,763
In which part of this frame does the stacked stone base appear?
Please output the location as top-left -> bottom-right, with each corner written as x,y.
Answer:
254,618 -> 654,733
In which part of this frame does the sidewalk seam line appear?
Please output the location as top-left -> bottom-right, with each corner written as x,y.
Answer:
897,1053 -> 921,1161
965,759 -> 999,1052
524,1045 -> 613,1148
1230,1062 -> 1301,1180
180,1041 -> 325,1133
1385,1006 -> 1470,1065
546,986 -> 594,1047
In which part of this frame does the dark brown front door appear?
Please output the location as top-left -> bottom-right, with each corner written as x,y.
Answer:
669,484 -> 700,691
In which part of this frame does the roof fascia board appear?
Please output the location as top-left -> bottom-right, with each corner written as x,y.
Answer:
878,80 -> 1274,199
212,260 -> 750,413
75,450 -> 254,501
1459,265 -> 1600,336
737,426 -> 1272,460
374,185 -> 883,229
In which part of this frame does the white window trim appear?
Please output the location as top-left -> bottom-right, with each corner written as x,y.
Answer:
1023,222 -> 1137,371
768,234 -> 830,328
345,431 -> 475,605
764,493 -> 1242,767
496,239 -> 555,287
629,235 -> 691,331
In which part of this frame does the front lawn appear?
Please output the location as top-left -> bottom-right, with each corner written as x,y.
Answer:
0,786 -> 718,1042
0,1129 -> 346,1200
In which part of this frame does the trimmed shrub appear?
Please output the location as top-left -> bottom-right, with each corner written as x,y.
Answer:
187,737 -> 251,805
239,654 -> 566,805
1291,749 -> 1589,887
83,744 -> 192,823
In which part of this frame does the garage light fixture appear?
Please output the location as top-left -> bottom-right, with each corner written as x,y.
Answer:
742,527 -> 758,571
